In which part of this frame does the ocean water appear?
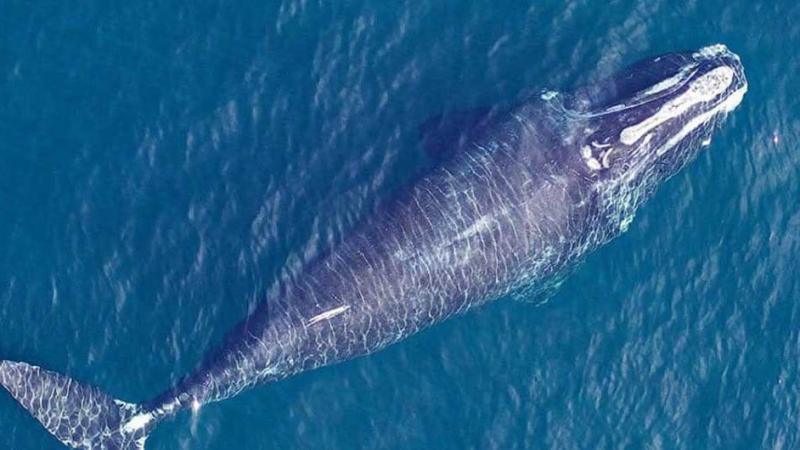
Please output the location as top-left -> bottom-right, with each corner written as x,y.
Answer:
0,1 -> 798,448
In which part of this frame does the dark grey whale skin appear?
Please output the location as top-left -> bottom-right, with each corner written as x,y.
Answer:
166,98 -> 597,405
0,45 -> 746,449
152,47 -> 747,415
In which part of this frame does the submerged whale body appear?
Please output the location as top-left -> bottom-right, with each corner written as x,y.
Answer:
0,44 -> 747,449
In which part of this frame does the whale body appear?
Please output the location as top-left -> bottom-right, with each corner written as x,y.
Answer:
0,44 -> 747,449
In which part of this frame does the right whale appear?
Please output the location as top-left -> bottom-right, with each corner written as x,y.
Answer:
0,44 -> 747,449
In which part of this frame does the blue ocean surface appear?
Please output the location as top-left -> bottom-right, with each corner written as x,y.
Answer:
1,1 -> 798,448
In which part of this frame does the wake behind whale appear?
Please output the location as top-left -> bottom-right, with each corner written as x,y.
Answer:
0,45 -> 746,449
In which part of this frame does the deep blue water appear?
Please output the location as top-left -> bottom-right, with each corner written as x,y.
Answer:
1,1 -> 798,449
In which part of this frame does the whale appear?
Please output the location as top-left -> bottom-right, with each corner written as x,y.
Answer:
0,44 -> 747,449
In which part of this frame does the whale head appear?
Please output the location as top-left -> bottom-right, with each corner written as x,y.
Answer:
557,44 -> 747,226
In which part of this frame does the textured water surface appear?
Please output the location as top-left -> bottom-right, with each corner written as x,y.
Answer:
1,1 -> 799,449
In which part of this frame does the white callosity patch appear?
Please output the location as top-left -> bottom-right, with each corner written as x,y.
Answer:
581,142 -> 615,171
655,83 -> 746,156
540,90 -> 559,101
601,58 -> 745,235
620,66 -> 735,146
614,79 -> 745,187
586,157 -> 602,171
633,63 -> 698,100
600,147 -> 615,168
694,43 -> 732,59
580,145 -> 602,171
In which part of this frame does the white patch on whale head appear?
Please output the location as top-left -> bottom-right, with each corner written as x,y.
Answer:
581,146 -> 604,171
634,63 -> 698,100
653,82 -> 746,156
601,148 -> 615,168
694,44 -> 732,59
586,157 -> 602,171
619,66 -> 735,146
540,90 -> 559,101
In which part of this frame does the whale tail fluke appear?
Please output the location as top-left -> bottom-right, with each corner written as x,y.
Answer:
0,359 -> 160,449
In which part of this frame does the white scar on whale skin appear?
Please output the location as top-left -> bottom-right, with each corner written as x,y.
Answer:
620,66 -> 735,146
308,305 -> 351,326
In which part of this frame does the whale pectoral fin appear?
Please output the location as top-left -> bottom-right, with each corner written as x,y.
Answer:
418,106 -> 497,159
